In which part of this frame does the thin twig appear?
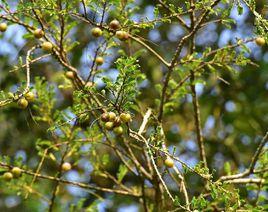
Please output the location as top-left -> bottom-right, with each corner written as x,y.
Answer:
219,131 -> 268,182
0,162 -> 140,197
130,35 -> 170,67
225,178 -> 265,184
138,108 -> 152,135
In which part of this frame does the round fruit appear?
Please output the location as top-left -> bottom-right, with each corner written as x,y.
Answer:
105,121 -> 114,130
85,81 -> 95,88
25,92 -> 35,102
109,19 -> 120,30
95,56 -> 104,65
8,92 -> 14,98
3,172 -> 13,181
113,117 -> 121,127
101,113 -> 110,122
119,113 -> 131,123
164,157 -> 174,168
41,42 -> 53,51
91,27 -> 103,37
0,23 -> 7,32
108,112 -> 116,121
11,167 -> 22,178
255,37 -> 266,46
17,98 -> 28,109
33,28 -> 44,39
115,30 -> 129,40
65,71 -> 75,80
62,162 -> 72,172
113,126 -> 123,135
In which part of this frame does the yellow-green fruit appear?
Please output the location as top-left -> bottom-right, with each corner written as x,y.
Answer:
164,157 -> 174,168
65,71 -> 75,80
119,113 -> 131,123
33,28 -> 44,39
105,121 -> 114,130
101,113 -> 110,122
115,30 -> 129,40
25,92 -> 35,102
96,56 -> 104,65
3,172 -> 13,181
109,19 -> 120,30
11,167 -> 22,178
108,112 -> 116,121
91,27 -> 103,37
17,98 -> 28,109
0,23 -> 7,32
255,37 -> 266,46
62,162 -> 72,172
113,117 -> 121,127
41,42 -> 53,51
113,126 -> 123,135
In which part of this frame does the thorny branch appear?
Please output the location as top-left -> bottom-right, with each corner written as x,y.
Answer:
0,0 -> 267,211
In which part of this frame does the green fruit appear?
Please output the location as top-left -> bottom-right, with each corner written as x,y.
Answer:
95,56 -> 104,65
164,157 -> 174,168
17,98 -> 28,109
115,30 -> 129,40
42,42 -> 53,51
33,28 -> 44,39
11,167 -> 22,178
117,49 -> 125,55
105,122 -> 114,130
101,113 -> 110,122
8,92 -> 14,98
3,172 -> 13,181
109,19 -> 120,30
0,23 -> 7,32
25,92 -> 35,102
113,126 -> 123,135
119,113 -> 131,123
62,162 -> 72,172
91,27 -> 103,37
255,37 -> 265,46
108,112 -> 116,121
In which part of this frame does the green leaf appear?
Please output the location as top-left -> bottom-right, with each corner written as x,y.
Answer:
117,164 -> 128,183
224,161 -> 232,175
102,154 -> 109,166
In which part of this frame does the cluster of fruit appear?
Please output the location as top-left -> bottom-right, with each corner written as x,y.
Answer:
91,19 -> 129,41
2,167 -> 22,181
17,91 -> 35,109
32,28 -> 53,52
1,20 -> 266,52
101,111 -> 131,135
0,23 -> 52,53
2,163 -> 72,182
90,19 -> 129,69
